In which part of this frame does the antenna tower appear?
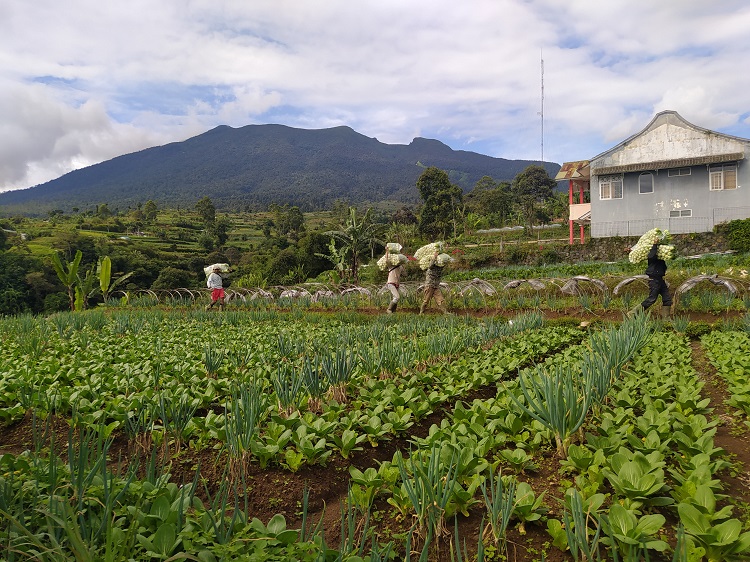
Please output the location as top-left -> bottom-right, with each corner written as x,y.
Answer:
540,51 -> 544,163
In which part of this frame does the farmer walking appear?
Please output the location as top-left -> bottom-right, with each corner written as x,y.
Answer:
206,266 -> 226,311
385,249 -> 404,314
419,250 -> 447,315
630,237 -> 673,318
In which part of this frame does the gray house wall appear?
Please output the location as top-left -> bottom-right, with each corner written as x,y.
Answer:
588,111 -> 750,238
591,162 -> 750,237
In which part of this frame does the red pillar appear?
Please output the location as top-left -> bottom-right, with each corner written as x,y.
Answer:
578,184 -> 585,244
568,180 -> 574,244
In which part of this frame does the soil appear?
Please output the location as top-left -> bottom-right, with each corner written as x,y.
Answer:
335,304 -> 744,326
1,308 -> 748,561
689,341 -> 750,506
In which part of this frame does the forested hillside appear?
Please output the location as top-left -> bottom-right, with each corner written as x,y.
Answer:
0,124 -> 559,214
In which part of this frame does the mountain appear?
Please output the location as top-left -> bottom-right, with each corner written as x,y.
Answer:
0,124 -> 560,214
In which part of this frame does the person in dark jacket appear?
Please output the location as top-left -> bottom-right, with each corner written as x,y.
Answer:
630,237 -> 672,318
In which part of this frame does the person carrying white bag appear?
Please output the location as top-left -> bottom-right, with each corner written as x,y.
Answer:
385,249 -> 404,314
419,248 -> 448,315
206,266 -> 226,311
627,236 -> 673,318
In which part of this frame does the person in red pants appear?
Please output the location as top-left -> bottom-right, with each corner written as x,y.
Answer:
206,266 -> 225,311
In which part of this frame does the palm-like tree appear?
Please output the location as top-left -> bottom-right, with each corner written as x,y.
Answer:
98,255 -> 134,304
324,207 -> 384,283
50,250 -> 82,311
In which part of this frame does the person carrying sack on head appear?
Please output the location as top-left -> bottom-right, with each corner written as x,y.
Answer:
385,249 -> 404,314
206,266 -> 225,311
630,237 -> 673,318
419,249 -> 447,315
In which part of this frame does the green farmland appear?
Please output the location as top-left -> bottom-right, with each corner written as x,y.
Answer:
1,305 -> 750,561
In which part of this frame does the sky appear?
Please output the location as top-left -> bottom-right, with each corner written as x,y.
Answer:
2,0 -> 750,194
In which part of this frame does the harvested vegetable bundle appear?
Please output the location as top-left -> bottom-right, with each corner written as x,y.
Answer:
634,227 -> 670,246
414,241 -> 445,260
377,252 -> 408,271
414,242 -> 447,269
415,250 -> 453,270
435,253 -> 453,267
628,228 -> 675,264
657,245 -> 676,260
628,244 -> 650,264
203,263 -> 230,276
418,252 -> 454,270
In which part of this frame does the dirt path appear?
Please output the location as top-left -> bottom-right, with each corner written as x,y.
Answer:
690,341 -> 750,507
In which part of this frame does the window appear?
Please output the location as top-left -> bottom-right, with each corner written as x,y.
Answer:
599,174 -> 623,200
669,209 -> 692,218
668,168 -> 691,177
709,164 -> 737,190
639,172 -> 654,194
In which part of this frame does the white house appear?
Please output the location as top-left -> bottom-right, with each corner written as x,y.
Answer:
557,110 -> 750,241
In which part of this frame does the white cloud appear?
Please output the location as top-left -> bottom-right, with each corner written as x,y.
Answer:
0,81 -> 164,190
2,0 -> 750,192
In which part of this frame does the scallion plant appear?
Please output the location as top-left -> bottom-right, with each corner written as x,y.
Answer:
480,466 -> 517,556
272,363 -> 304,417
301,355 -> 329,413
395,446 -> 459,543
203,344 -> 225,378
562,489 -> 604,562
321,348 -> 355,404
157,392 -> 197,456
225,381 -> 267,482
124,398 -> 155,458
510,363 -> 593,457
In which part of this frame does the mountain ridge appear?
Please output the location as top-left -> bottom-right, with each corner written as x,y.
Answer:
0,123 -> 560,214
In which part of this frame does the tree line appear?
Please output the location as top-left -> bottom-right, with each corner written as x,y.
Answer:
0,165 -> 563,315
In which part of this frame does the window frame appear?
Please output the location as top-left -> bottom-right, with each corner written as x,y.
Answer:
599,174 -> 623,200
669,209 -> 692,218
709,164 -> 738,191
638,172 -> 654,194
668,168 -> 691,177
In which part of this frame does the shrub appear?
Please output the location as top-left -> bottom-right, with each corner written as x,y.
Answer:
718,218 -> 750,252
536,247 -> 560,266
43,292 -> 70,313
151,267 -> 195,290
503,245 -> 529,265
464,246 -> 497,268
684,321 -> 713,340
198,232 -> 215,251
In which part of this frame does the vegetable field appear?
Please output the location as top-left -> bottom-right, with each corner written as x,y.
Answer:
1,309 -> 749,561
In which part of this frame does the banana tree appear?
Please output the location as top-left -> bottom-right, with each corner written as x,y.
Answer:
75,265 -> 98,311
324,207 -> 384,283
315,238 -> 347,283
50,250 -> 82,311
98,256 -> 133,304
